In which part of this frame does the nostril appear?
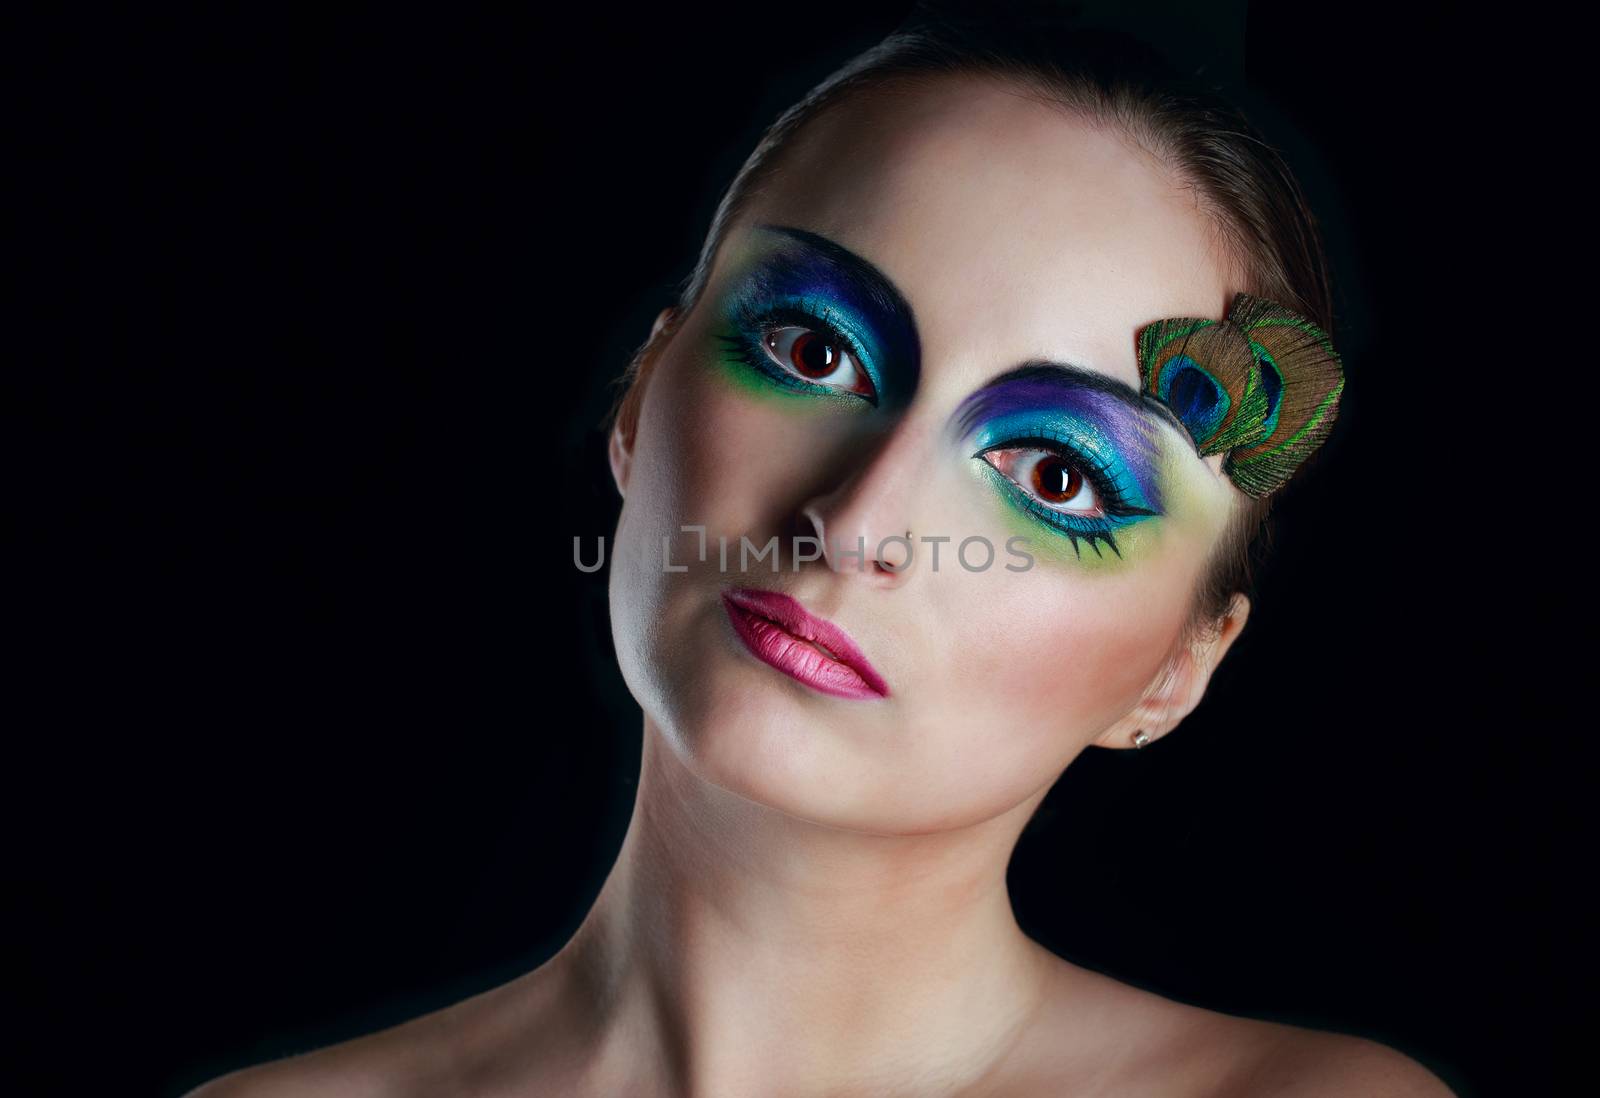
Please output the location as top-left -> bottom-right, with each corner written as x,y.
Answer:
801,506 -> 827,540
793,511 -> 824,556
872,529 -> 914,574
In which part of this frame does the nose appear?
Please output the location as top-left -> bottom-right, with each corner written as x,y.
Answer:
796,426 -> 922,584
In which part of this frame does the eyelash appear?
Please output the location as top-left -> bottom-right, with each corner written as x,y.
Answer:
974,426 -> 1155,559
718,300 -> 879,406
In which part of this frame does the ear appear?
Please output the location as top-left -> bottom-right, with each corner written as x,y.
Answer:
608,418 -> 632,499
1094,593 -> 1252,749
608,306 -> 678,500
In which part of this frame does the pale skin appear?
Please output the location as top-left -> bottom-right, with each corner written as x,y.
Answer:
189,74 -> 1454,1097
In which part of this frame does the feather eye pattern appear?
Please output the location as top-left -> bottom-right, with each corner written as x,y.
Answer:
1136,292 -> 1345,498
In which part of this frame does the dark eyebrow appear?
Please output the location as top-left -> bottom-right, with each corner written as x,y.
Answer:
950,361 -> 1196,450
751,221 -> 921,350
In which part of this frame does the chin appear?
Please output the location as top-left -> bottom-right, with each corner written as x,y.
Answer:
654,605 -> 870,804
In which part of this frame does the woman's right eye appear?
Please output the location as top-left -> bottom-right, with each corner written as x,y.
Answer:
759,325 -> 876,400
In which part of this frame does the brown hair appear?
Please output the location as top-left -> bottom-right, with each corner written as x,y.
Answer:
603,8 -> 1336,651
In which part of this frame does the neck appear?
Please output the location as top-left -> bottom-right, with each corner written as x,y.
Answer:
552,715 -> 1058,1098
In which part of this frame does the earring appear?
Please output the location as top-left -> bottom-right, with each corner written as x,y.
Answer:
1132,729 -> 1151,749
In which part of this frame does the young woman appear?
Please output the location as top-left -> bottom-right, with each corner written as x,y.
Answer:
191,13 -> 1454,1097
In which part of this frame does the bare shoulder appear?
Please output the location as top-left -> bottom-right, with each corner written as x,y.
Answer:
1012,955 -> 1453,1098
1223,1026 -> 1457,1097
181,1043 -> 387,1098
179,1008 -> 451,1098
179,971 -> 554,1098
1145,994 -> 1456,1098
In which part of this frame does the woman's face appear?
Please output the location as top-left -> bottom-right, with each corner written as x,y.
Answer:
608,75 -> 1244,834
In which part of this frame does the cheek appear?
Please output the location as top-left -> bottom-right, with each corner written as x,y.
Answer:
921,460 -> 1231,791
846,566 -> 1192,834
609,339 -> 801,744
626,336 -> 857,544
616,347 -> 770,567
932,448 -> 1217,732
956,568 -> 1188,749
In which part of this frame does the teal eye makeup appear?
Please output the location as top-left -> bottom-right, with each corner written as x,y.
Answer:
711,224 -> 920,411
951,362 -> 1180,560
720,297 -> 879,403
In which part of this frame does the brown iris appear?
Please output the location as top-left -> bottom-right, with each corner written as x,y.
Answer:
1032,454 -> 1083,504
768,330 -> 836,378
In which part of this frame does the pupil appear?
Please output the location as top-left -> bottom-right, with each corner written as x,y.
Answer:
1034,456 -> 1081,503
790,331 -> 835,378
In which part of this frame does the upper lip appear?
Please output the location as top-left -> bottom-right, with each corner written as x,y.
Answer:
721,586 -> 890,697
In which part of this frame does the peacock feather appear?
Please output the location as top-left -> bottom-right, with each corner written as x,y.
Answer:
1136,292 -> 1345,498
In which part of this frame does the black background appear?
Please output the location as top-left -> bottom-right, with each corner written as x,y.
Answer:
21,3 -> 1576,1096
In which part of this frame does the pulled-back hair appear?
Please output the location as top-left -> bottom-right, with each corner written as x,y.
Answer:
604,4 -> 1337,652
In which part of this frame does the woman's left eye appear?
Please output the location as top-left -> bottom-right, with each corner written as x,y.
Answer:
979,446 -> 1105,517
759,325 -> 876,399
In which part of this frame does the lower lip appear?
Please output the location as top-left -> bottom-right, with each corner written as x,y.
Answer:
720,595 -> 886,701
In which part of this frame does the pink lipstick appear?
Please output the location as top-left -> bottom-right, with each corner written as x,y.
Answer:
719,586 -> 890,700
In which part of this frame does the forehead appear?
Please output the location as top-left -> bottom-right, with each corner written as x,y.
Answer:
736,73 -> 1241,395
